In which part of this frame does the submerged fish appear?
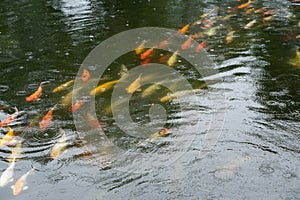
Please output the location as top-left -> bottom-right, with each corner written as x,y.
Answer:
244,19 -> 256,29
50,128 -> 68,159
226,31 -> 235,44
81,69 -> 91,82
135,41 -> 145,55
195,40 -> 207,52
167,50 -> 178,66
0,127 -> 15,147
52,80 -> 74,93
39,104 -> 57,131
177,24 -> 190,35
26,82 -> 43,102
141,81 -> 164,98
90,80 -> 119,96
0,158 -> 16,187
0,107 -> 18,127
7,141 -> 22,164
181,37 -> 193,50
149,128 -> 172,140
237,0 -> 252,9
12,168 -> 35,196
140,47 -> 154,60
126,74 -> 142,94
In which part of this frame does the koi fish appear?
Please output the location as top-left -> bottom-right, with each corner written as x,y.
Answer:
289,48 -> 300,67
81,68 -> 91,82
0,107 -> 18,127
86,112 -> 102,130
296,35 -> 300,39
0,158 -> 15,187
263,15 -> 274,23
25,83 -> 43,102
142,58 -> 151,65
135,41 -> 145,55
159,54 -> 170,63
50,128 -> 68,159
7,141 -> 22,163
237,0 -> 252,9
52,80 -> 74,93
244,19 -> 256,29
245,8 -> 254,14
226,31 -> 235,44
177,24 -> 190,35
191,32 -> 203,39
254,7 -> 265,13
126,74 -> 142,94
167,50 -> 178,66
149,128 -> 172,140
39,104 -> 57,131
0,127 -> 15,147
263,9 -> 277,16
181,37 -> 193,50
195,40 -> 207,52
140,47 -> 154,60
159,39 -> 169,48
12,168 -> 35,196
141,81 -> 164,98
204,27 -> 217,36
119,64 -> 128,78
89,80 -> 119,96
70,98 -> 86,113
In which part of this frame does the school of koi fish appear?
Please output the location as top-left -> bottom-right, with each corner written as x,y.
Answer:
0,0 -> 300,196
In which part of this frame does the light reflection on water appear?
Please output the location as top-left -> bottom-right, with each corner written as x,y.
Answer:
0,0 -> 300,199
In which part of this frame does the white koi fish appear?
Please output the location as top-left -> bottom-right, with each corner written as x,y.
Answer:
0,158 -> 16,187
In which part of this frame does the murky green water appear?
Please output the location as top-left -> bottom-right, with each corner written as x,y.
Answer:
0,0 -> 300,199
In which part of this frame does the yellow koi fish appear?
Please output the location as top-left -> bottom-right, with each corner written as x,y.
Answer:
141,81 -> 164,98
244,19 -> 256,29
52,80 -> 75,93
90,80 -> 119,96
167,50 -> 178,66
126,74 -> 142,94
226,31 -> 235,44
135,41 -> 145,55
0,127 -> 15,147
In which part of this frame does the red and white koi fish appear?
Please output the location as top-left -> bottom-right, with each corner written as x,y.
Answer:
39,104 -> 57,131
26,83 -> 43,102
12,168 -> 35,196
0,107 -> 18,127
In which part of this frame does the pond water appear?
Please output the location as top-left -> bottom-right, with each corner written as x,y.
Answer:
0,0 -> 300,199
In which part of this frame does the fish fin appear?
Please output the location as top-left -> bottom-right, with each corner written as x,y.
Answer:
23,186 -> 29,190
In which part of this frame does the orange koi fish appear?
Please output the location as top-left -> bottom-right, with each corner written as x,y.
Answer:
52,80 -> 74,93
86,112 -> 102,130
142,58 -> 151,65
126,74 -> 142,94
237,0 -> 252,9
39,104 -> 57,131
263,16 -> 274,23
159,39 -> 169,48
81,68 -> 91,82
254,7 -> 265,13
177,24 -> 190,35
0,107 -> 18,127
25,83 -> 43,102
70,96 -> 90,112
181,37 -> 193,50
195,40 -> 207,52
140,47 -> 154,60
135,41 -> 145,55
159,54 -> 170,63
263,9 -> 277,16
0,127 -> 15,147
12,168 -> 34,196
150,128 -> 172,140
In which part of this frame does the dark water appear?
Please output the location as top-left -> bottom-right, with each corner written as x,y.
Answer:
0,0 -> 300,199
